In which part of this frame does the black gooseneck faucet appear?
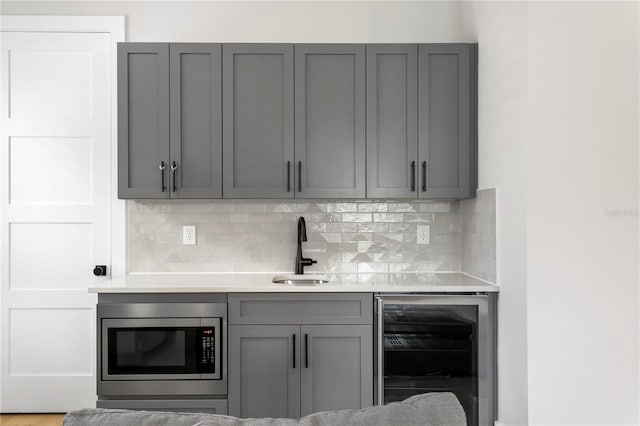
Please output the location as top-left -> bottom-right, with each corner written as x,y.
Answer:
295,216 -> 317,274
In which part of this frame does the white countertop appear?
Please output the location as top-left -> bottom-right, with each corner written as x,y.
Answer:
89,272 -> 498,293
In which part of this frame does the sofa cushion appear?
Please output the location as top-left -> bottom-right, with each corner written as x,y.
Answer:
63,393 -> 466,426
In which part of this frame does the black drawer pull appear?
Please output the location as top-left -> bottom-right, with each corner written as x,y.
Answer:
410,161 -> 416,192
171,161 -> 178,192
304,333 -> 309,368
292,334 -> 296,369
159,161 -> 166,192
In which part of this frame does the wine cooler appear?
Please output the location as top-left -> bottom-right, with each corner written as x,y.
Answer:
375,294 -> 496,426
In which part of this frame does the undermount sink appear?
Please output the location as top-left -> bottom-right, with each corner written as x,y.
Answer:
272,274 -> 330,285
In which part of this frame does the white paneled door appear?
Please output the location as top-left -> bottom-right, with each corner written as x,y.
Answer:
1,20 -> 122,412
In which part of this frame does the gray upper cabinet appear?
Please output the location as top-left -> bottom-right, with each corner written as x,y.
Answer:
118,43 -> 222,199
118,42 -> 476,200
418,44 -> 477,199
294,45 -> 366,199
366,44 -> 418,198
118,43 -> 170,198
170,44 -> 222,198
223,44 -> 294,198
367,43 -> 477,200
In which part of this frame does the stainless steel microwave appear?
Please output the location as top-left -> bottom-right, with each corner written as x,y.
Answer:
97,299 -> 227,398
101,317 -> 221,381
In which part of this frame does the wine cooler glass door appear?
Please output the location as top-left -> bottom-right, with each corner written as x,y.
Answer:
376,295 -> 495,426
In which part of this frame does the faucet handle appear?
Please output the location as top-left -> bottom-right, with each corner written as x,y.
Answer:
301,257 -> 317,267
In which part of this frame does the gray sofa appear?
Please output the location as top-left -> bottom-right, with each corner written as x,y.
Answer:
64,393 -> 466,426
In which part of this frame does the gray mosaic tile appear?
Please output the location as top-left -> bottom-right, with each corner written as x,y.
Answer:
342,213 -> 373,223
357,223 -> 388,233
373,253 -> 403,262
357,202 -> 388,212
326,203 -> 358,213
373,213 -> 403,223
127,199 -> 470,275
388,202 -> 417,213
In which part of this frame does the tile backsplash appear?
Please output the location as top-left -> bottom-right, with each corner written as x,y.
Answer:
461,189 -> 497,283
128,200 -> 464,280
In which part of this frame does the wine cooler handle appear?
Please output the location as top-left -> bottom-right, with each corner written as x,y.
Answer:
377,297 -> 384,406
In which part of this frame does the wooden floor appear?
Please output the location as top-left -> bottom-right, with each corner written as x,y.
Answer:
0,414 -> 64,426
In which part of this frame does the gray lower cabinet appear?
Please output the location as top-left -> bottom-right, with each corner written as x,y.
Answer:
118,43 -> 222,199
229,324 -> 372,419
222,44 -> 294,198
294,44 -> 366,199
367,43 -> 477,199
228,293 -> 373,418
229,325 -> 301,418
300,325 -> 372,416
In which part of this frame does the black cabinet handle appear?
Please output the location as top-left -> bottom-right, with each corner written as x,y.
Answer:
297,161 -> 302,192
421,161 -> 427,192
304,333 -> 308,368
159,161 -> 166,192
292,334 -> 296,369
287,161 -> 291,192
171,161 -> 178,192
410,161 -> 416,192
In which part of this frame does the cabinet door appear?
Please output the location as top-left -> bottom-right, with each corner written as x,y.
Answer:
366,44 -> 418,199
294,44 -> 366,199
300,325 -> 373,416
223,44 -> 294,198
228,325 -> 301,419
418,44 -> 477,199
169,44 -> 222,198
117,43 -> 170,198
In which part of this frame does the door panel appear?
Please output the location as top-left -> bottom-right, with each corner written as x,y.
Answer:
9,308 -> 93,375
10,137 -> 93,205
117,43 -> 169,198
8,49 -> 92,119
170,44 -> 222,198
9,223 -> 92,290
1,29 -> 112,411
366,44 -> 418,198
294,44 -> 365,198
223,44 -> 294,198
229,325 -> 301,418
300,325 -> 373,416
418,44 -> 476,199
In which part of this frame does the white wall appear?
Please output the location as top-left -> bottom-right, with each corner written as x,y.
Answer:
463,2 -> 640,424
527,2 -> 639,424
0,1 -> 465,42
461,3 -> 529,425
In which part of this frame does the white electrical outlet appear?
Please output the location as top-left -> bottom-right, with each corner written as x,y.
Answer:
417,225 -> 430,245
183,225 -> 196,245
